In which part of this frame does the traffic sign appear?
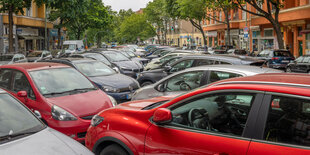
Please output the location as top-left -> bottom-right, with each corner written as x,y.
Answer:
244,33 -> 249,38
244,27 -> 249,33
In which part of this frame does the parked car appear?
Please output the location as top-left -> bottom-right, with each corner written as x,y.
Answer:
91,50 -> 144,78
286,55 -> 310,73
27,50 -> 52,62
63,40 -> 85,54
41,58 -> 140,102
146,48 -> 176,60
0,62 -> 114,142
70,52 -> 113,67
227,49 -> 249,56
132,65 -> 283,100
213,45 -> 234,54
0,89 -> 93,154
119,50 -> 150,66
257,49 -> 295,69
86,73 -> 310,155
137,55 -> 265,87
0,54 -> 27,65
144,52 -> 194,71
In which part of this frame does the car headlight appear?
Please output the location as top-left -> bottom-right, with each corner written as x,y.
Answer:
91,115 -> 104,127
102,85 -> 120,93
107,95 -> 118,107
51,105 -> 77,121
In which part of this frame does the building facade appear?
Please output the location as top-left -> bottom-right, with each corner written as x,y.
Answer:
0,1 -> 54,53
203,0 -> 310,57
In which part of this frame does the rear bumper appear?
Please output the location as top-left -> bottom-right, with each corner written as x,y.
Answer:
269,63 -> 288,69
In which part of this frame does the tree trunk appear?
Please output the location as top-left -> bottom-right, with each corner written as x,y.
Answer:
224,10 -> 231,46
57,20 -> 63,49
157,34 -> 161,45
270,19 -> 284,49
97,35 -> 102,48
189,19 -> 207,50
8,6 -> 14,53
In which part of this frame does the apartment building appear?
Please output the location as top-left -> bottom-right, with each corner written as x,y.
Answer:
0,1 -> 54,53
203,0 -> 310,57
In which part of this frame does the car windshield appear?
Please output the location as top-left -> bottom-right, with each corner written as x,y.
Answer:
0,55 -> 13,61
75,61 -> 116,77
63,44 -> 76,50
30,68 -> 96,97
104,52 -> 130,62
0,93 -> 45,140
258,50 -> 271,57
120,51 -> 131,58
127,51 -> 136,57
84,53 -> 112,66
274,51 -> 292,57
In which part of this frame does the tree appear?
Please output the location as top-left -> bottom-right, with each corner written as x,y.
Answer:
235,0 -> 285,49
166,0 -> 208,48
117,14 -> 156,44
0,0 -> 45,53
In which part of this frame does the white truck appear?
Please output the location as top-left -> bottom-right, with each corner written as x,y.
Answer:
63,40 -> 85,54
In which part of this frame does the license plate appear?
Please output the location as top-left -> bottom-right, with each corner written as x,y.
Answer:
126,93 -> 132,99
282,60 -> 289,63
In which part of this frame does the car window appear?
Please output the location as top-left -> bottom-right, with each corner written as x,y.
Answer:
170,92 -> 256,136
104,52 -> 130,62
302,56 -> 310,63
160,55 -> 177,64
170,60 -> 195,73
258,50 -> 271,57
75,61 -> 116,77
164,71 -> 204,92
274,51 -> 292,57
85,53 -> 112,66
12,71 -> 35,99
295,56 -> 304,63
209,71 -> 243,83
164,57 -> 181,66
197,59 -> 214,66
264,96 -> 310,147
0,70 -> 12,90
235,50 -> 247,55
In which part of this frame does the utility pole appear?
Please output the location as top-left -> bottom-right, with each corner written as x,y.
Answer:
45,4 -> 48,51
0,14 -> 4,53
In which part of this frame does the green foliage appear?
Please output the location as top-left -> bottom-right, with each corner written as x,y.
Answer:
117,14 -> 156,43
176,0 -> 207,21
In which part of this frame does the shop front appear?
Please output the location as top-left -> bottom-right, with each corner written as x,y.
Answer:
252,28 -> 275,53
206,31 -> 217,47
17,27 -> 45,52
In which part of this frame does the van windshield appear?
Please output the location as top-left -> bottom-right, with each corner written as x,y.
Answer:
63,44 -> 76,50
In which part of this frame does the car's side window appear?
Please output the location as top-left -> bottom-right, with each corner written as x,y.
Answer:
220,61 -> 232,65
12,71 -> 36,100
164,71 -> 204,92
296,56 -> 304,63
302,57 -> 310,63
169,92 -> 256,136
209,71 -> 242,83
264,96 -> 310,147
170,60 -> 195,73
196,59 -> 214,66
0,69 -> 13,90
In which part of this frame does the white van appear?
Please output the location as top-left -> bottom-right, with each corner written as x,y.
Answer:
63,40 -> 85,54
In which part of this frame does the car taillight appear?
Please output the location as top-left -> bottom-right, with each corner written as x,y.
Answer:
272,57 -> 279,60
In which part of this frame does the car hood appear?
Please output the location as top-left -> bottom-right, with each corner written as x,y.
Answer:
113,61 -> 142,69
116,95 -> 176,110
142,68 -> 165,74
89,74 -> 138,88
45,90 -> 112,117
0,128 -> 92,155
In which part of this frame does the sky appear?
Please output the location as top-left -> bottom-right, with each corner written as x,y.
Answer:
102,0 -> 152,12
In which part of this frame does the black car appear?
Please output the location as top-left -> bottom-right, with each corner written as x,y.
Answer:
86,50 -> 144,78
137,55 -> 265,87
256,49 -> 295,69
286,55 -> 310,73
146,48 -> 176,60
119,50 -> 150,66
70,52 -> 113,67
40,58 -> 140,101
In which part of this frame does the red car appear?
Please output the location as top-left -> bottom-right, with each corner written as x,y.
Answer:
86,73 -> 310,154
0,62 -> 114,142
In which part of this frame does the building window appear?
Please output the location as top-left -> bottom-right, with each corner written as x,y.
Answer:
306,33 -> 310,50
253,30 -> 261,38
233,8 -> 239,20
298,27 -> 303,36
264,29 -> 273,37
219,11 -> 222,22
242,5 -> 246,20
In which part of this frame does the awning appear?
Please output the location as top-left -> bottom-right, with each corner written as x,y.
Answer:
18,35 -> 45,40
301,29 -> 310,34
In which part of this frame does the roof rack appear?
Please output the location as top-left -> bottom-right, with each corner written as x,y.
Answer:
211,81 -> 310,89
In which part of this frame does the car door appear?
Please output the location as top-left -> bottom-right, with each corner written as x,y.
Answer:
154,70 -> 207,98
299,56 -> 310,73
290,56 -> 303,72
145,90 -> 264,155
247,93 -> 310,154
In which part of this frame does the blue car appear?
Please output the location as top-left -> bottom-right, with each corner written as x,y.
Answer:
40,58 -> 140,102
257,49 -> 295,69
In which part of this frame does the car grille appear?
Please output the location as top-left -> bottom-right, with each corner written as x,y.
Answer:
81,115 -> 94,120
77,132 -> 87,138
119,84 -> 139,92
132,68 -> 143,72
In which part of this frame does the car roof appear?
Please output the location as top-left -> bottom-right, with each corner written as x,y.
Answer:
179,54 -> 262,62
183,65 -> 282,75
55,58 -> 95,63
210,73 -> 310,88
1,62 -> 69,71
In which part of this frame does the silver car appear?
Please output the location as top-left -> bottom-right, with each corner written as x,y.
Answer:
131,65 -> 283,100
0,89 -> 93,155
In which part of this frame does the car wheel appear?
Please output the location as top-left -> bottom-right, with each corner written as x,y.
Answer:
286,67 -> 291,73
141,81 -> 153,87
100,144 -> 128,155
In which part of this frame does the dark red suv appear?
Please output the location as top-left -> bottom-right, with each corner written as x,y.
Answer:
86,73 -> 310,154
0,63 -> 114,142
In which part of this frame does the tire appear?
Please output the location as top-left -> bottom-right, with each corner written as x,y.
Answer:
286,67 -> 291,73
100,144 -> 128,155
141,81 -> 153,87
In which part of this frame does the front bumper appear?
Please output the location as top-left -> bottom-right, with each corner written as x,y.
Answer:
107,91 -> 135,101
46,117 -> 92,143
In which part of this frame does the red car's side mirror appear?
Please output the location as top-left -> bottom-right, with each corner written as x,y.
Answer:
17,91 -> 27,98
153,108 -> 172,124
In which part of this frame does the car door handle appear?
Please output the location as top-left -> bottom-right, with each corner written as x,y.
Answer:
213,153 -> 228,155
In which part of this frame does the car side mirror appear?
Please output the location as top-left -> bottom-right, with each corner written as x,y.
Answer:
153,108 -> 172,124
17,91 -> 27,98
113,67 -> 120,73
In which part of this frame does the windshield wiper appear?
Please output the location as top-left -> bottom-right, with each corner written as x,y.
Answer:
0,131 -> 38,141
44,88 -> 96,96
